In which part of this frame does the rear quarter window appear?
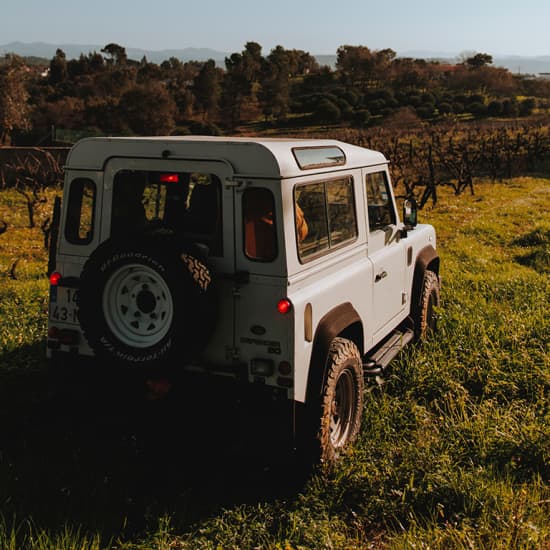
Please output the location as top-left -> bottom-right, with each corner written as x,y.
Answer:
243,188 -> 277,262
64,178 -> 96,245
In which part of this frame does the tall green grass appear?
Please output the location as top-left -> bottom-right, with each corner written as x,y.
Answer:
0,179 -> 548,548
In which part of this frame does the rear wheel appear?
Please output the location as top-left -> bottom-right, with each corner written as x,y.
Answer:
318,337 -> 364,462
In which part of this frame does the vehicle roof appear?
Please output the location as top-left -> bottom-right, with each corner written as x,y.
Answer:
65,136 -> 388,179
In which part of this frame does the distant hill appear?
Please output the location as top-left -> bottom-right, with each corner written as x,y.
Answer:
2,42 -> 550,75
0,41 -> 230,65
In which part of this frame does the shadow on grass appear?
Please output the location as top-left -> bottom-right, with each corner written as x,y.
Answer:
0,343 -> 312,541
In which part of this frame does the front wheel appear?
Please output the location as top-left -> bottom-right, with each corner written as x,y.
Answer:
415,270 -> 440,341
318,337 -> 364,462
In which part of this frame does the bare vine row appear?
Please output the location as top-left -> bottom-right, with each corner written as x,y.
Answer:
328,121 -> 550,207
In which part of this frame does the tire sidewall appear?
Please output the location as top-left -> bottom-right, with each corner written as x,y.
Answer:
318,337 -> 364,463
78,238 -> 215,368
417,270 -> 440,340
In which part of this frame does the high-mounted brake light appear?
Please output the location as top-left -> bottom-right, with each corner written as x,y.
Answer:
159,173 -> 179,183
277,298 -> 292,315
49,271 -> 62,286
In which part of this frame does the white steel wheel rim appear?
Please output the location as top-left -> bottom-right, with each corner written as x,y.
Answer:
102,263 -> 174,348
330,369 -> 355,448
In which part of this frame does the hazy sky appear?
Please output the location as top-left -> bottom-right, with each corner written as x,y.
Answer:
2,0 -> 549,56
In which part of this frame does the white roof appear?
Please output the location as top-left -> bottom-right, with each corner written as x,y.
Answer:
65,136 -> 388,179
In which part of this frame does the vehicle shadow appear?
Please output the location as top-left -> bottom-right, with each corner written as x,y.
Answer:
0,343 -> 313,540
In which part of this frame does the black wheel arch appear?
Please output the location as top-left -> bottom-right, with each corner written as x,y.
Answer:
304,302 -> 363,404
411,245 -> 440,309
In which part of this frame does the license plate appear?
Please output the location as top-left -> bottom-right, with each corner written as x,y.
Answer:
50,286 -> 80,325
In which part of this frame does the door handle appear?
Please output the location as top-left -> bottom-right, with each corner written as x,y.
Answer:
375,270 -> 388,282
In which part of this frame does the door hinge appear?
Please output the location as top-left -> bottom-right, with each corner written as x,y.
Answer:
224,178 -> 250,192
402,291 -> 408,305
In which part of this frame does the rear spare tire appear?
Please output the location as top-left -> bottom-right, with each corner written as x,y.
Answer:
78,237 -> 216,368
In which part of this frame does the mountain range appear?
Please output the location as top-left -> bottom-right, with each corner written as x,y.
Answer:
2,41 -> 550,75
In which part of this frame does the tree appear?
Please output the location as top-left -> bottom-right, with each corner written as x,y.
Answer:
221,53 -> 251,129
49,48 -> 68,84
519,97 -> 536,116
0,55 -> 31,144
465,52 -> 493,69
286,49 -> 319,76
242,41 -> 263,82
137,58 -> 162,83
259,46 -> 291,121
315,98 -> 341,122
118,83 -> 176,135
193,60 -> 222,120
487,100 -> 503,116
161,58 -> 201,120
101,43 -> 128,65
336,45 -> 374,86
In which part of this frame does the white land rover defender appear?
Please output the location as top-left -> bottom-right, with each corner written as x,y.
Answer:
47,136 -> 440,461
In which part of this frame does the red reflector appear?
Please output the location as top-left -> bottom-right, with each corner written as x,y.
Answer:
48,326 -> 60,339
159,173 -> 179,183
278,361 -> 292,375
58,329 -> 78,346
49,272 -> 62,286
277,299 -> 292,315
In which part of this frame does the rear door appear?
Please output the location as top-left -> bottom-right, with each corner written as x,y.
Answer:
102,157 -> 237,367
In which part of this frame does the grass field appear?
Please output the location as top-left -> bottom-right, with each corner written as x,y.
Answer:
0,177 -> 549,549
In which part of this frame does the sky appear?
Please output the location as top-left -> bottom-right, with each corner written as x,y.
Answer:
2,0 -> 549,57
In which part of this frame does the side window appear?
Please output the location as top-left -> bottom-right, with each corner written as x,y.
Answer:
243,188 -> 277,262
327,178 -> 357,246
295,182 -> 328,257
365,171 -> 396,230
295,176 -> 357,261
65,178 -> 95,245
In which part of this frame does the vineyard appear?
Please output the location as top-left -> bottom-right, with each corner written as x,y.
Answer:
1,121 -> 550,216
324,120 -> 550,207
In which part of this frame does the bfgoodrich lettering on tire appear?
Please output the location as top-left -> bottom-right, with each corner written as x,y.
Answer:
78,237 -> 216,368
318,337 -> 364,462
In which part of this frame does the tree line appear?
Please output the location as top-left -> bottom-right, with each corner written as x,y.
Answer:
1,42 -> 550,144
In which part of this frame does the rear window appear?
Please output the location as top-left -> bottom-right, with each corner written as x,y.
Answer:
294,176 -> 357,261
65,178 -> 96,245
111,170 -> 222,256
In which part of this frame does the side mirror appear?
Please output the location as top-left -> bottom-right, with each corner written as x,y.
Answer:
403,198 -> 418,229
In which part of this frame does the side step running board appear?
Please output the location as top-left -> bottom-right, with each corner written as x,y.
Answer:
363,328 -> 414,377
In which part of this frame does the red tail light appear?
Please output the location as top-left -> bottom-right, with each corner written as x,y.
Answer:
49,271 -> 62,286
277,298 -> 292,315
